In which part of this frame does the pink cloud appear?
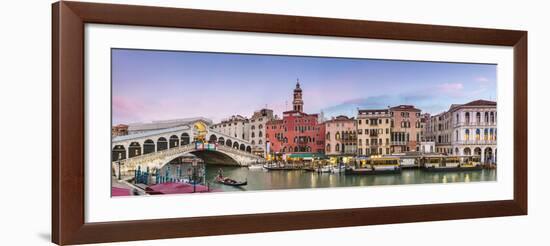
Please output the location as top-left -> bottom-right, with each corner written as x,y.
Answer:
437,83 -> 464,93
112,96 -> 147,123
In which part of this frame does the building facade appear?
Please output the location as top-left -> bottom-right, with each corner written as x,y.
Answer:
248,108 -> 276,154
266,81 -> 325,156
426,100 -> 497,163
210,115 -> 250,140
112,124 -> 129,137
389,105 -> 422,153
324,115 -> 357,156
356,109 -> 392,156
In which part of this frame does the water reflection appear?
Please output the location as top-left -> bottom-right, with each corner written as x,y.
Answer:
195,164 -> 497,192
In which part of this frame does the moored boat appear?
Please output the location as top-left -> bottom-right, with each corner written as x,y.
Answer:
317,165 -> 332,173
215,176 -> 247,186
399,157 -> 418,169
247,164 -> 264,170
345,156 -> 401,175
422,156 -> 482,172
263,164 -> 303,171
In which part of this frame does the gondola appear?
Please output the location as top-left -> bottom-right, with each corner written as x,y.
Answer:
215,176 -> 247,186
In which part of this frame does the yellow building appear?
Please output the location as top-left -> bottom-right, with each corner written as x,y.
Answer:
357,109 -> 392,156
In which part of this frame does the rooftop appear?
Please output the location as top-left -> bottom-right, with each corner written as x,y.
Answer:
389,105 -> 421,112
325,115 -> 355,123
126,117 -> 212,132
448,99 -> 497,112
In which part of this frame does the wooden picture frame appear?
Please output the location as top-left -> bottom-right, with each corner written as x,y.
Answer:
52,1 -> 527,245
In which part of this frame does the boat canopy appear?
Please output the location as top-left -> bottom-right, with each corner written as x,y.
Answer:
287,153 -> 328,159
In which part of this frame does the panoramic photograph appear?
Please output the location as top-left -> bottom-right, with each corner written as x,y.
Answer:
110,48 -> 498,196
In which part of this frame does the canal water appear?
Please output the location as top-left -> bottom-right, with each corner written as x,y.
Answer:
203,164 -> 497,192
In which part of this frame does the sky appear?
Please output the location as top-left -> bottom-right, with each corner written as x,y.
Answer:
112,49 -> 497,125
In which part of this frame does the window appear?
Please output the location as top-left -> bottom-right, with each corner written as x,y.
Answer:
465,129 -> 470,141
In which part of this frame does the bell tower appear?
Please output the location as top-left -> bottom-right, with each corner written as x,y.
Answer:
293,78 -> 304,112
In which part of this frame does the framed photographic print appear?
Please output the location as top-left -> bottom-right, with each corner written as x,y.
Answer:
52,1 -> 527,245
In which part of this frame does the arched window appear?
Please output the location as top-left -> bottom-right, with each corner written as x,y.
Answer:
259,124 -> 263,129
168,135 -> 179,148
326,144 -> 331,152
465,112 -> 470,124
335,132 -> 340,140
258,140 -> 263,145
157,137 -> 168,151
490,112 -> 495,123
484,129 -> 489,140
465,129 -> 470,141
143,139 -> 155,154
490,128 -> 494,141
251,140 -> 255,145
181,133 -> 190,145
456,113 -> 459,123
251,132 -> 255,138
112,145 -> 126,161
476,112 -> 481,123
326,132 -> 330,140
484,112 -> 489,123
455,130 -> 459,141
129,142 -> 141,158
335,143 -> 340,151
258,131 -> 263,137
476,129 -> 481,140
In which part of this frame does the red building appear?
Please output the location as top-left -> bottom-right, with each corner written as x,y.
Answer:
266,81 -> 325,157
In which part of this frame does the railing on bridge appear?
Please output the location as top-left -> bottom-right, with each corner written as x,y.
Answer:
112,144 -> 195,168
216,144 -> 262,159
112,142 -> 262,168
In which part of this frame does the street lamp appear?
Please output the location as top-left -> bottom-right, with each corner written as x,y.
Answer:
117,153 -> 124,180
192,159 -> 198,193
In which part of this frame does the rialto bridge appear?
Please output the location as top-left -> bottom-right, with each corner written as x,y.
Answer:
111,120 -> 265,176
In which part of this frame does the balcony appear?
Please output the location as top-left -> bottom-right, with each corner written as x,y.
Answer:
454,121 -> 496,127
391,141 -> 407,146
455,140 -> 496,145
